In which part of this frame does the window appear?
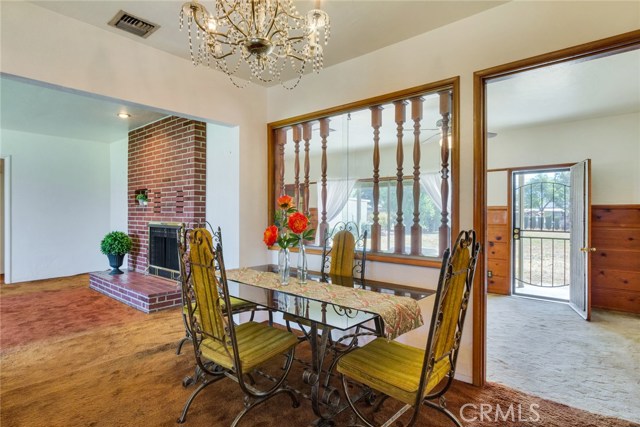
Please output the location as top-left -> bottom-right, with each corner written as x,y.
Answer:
269,80 -> 459,265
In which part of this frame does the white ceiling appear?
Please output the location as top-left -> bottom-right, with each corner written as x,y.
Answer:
0,76 -> 167,143
2,1 -> 638,145
32,0 -> 507,84
487,48 -> 640,132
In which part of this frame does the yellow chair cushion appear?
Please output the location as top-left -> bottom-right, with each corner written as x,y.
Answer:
329,230 -> 356,277
433,248 -> 470,360
200,321 -> 298,372
337,338 -> 451,405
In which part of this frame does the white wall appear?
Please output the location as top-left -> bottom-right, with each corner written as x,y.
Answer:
0,129 -> 112,283
488,112 -> 640,204
206,123 -> 240,269
109,137 -> 129,267
487,170 -> 509,207
0,1 -> 269,268
0,159 -> 4,274
267,1 -> 640,382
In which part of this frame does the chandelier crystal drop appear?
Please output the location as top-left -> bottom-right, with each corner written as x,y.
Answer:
180,0 -> 330,89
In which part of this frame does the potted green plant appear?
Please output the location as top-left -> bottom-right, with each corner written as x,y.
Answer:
135,193 -> 148,206
100,231 -> 132,275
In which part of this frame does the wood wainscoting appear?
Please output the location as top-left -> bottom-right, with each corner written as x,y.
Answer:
487,206 -> 511,295
591,205 -> 640,314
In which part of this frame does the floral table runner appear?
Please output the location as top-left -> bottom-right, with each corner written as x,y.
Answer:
226,268 -> 424,340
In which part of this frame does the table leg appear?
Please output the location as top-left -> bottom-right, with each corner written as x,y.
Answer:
303,322 -> 340,425
303,319 -> 384,426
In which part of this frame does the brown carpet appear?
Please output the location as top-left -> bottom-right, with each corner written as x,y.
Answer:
1,274 -> 637,427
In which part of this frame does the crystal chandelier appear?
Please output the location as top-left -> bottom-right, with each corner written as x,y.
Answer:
180,0 -> 330,89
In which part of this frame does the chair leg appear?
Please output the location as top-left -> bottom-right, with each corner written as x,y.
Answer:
177,310 -> 193,355
230,388 -> 300,427
423,399 -> 463,427
372,394 -> 389,413
231,349 -> 300,426
175,335 -> 191,355
340,375 -> 377,427
177,375 -> 226,423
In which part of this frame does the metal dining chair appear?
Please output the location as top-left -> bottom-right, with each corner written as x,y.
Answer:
177,227 -> 300,425
176,224 -> 256,359
320,221 -> 367,282
337,230 -> 481,427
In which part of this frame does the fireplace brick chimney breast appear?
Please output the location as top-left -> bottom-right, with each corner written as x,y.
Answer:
127,116 -> 206,273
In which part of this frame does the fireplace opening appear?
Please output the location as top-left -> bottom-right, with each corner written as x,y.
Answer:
148,222 -> 182,280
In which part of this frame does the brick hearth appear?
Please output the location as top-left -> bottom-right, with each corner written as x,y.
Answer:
89,271 -> 181,313
90,116 -> 207,313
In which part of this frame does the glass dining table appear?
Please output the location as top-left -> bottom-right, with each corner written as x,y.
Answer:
224,265 -> 434,425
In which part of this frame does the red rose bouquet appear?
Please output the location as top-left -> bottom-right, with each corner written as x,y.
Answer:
263,195 -> 314,249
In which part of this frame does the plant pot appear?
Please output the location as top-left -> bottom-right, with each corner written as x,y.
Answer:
137,199 -> 147,206
107,253 -> 125,275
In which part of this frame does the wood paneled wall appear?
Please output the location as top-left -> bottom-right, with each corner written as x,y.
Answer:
487,206 -> 510,295
591,205 -> 640,314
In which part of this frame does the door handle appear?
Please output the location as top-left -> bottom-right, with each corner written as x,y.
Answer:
580,247 -> 596,253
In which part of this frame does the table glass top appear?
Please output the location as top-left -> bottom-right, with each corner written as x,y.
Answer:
225,265 -> 433,332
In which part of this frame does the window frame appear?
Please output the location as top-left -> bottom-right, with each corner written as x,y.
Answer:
267,78 -> 460,268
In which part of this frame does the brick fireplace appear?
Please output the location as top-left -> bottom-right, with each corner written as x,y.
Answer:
128,116 -> 206,274
90,116 -> 207,313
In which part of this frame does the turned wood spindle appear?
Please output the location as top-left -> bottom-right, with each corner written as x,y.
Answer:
277,128 -> 287,197
302,122 -> 313,217
370,106 -> 383,253
410,97 -> 424,256
273,128 -> 287,212
319,118 -> 330,241
292,124 -> 302,210
439,91 -> 451,257
394,100 -> 407,254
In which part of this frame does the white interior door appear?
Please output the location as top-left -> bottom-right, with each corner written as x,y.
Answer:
569,159 -> 592,320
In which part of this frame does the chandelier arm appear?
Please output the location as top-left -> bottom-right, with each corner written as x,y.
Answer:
283,36 -> 305,42
216,1 -> 239,22
217,1 -> 248,38
190,8 -> 211,34
267,28 -> 286,43
207,49 -> 236,60
202,30 -> 232,40
264,1 -> 279,37
206,33 -> 236,45
250,0 -> 259,35
284,53 -> 306,62
271,14 -> 310,39
280,11 -> 307,22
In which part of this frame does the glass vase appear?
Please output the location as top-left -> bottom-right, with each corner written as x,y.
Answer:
297,241 -> 308,284
278,247 -> 290,285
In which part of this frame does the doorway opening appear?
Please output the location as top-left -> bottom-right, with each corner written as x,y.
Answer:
477,37 -> 640,423
512,168 -> 570,301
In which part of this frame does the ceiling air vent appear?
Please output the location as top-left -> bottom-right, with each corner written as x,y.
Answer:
108,10 -> 159,39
